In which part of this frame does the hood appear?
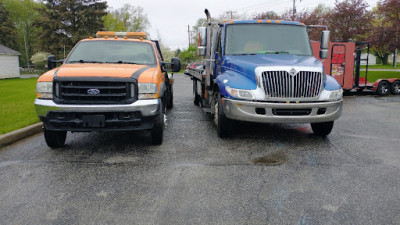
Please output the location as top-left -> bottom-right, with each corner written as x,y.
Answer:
55,63 -> 157,81
222,54 -> 323,83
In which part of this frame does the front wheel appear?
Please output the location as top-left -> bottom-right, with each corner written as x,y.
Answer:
214,93 -> 232,138
311,121 -> 334,136
44,129 -> 67,148
151,102 -> 165,145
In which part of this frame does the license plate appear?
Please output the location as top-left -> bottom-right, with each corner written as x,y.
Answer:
82,115 -> 105,128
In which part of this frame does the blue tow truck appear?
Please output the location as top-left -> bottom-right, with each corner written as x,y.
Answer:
187,9 -> 343,137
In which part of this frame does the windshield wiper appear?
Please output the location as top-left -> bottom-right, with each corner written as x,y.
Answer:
258,51 -> 289,54
68,60 -> 102,63
231,53 -> 256,56
105,61 -> 137,64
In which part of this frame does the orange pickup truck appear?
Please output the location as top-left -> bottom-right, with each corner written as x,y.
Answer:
34,31 -> 180,148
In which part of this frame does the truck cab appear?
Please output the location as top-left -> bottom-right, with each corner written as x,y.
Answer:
35,31 -> 180,147
190,10 -> 343,137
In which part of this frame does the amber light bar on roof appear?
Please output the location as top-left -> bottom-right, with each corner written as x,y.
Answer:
95,31 -> 147,39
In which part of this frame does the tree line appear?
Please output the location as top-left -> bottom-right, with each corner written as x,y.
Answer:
254,0 -> 398,65
0,0 -> 398,68
0,0 -> 150,69
183,0 -> 399,66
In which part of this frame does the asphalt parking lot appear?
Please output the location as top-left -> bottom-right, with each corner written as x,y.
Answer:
1,73 -> 400,225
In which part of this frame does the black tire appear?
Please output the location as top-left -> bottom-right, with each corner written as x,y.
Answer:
166,85 -> 173,109
343,89 -> 351,96
377,81 -> 390,96
151,101 -> 165,145
215,93 -> 232,138
391,80 -> 400,95
311,121 -> 334,136
44,129 -> 67,148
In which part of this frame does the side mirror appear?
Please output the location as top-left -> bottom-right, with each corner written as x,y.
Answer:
319,30 -> 330,59
197,46 -> 206,56
198,27 -> 207,46
197,27 -> 207,57
171,57 -> 181,72
47,55 -> 57,70
320,49 -> 328,59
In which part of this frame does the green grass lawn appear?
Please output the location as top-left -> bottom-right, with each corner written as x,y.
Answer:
360,64 -> 400,69
359,70 -> 400,82
0,78 -> 39,135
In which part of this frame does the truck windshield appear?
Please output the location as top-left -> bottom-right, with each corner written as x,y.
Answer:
66,41 -> 156,65
225,24 -> 312,56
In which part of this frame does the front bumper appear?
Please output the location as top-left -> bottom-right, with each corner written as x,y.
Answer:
223,98 -> 343,124
34,98 -> 161,131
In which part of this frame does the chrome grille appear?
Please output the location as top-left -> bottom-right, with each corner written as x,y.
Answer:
261,71 -> 322,98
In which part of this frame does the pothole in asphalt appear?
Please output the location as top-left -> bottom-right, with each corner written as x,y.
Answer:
252,152 -> 286,166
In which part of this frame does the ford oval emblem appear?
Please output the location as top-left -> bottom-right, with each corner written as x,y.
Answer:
87,89 -> 100,95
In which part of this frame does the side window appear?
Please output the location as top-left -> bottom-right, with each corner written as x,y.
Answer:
216,28 -> 222,55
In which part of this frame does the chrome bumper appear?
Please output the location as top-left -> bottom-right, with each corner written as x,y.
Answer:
223,98 -> 343,124
34,98 -> 161,117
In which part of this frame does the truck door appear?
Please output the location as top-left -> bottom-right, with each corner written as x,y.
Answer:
330,44 -> 346,87
214,27 -> 223,77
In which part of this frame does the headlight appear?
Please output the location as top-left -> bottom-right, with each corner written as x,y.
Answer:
36,82 -> 53,99
138,83 -> 158,99
321,89 -> 343,101
225,86 -> 255,100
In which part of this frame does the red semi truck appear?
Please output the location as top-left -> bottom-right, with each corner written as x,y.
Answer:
311,41 -> 400,96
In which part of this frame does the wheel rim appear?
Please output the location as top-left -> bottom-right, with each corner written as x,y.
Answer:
381,83 -> 389,94
394,83 -> 400,94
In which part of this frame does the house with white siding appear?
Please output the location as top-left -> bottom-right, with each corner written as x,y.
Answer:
0,44 -> 20,79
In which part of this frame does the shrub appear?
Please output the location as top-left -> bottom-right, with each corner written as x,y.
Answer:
30,52 -> 51,70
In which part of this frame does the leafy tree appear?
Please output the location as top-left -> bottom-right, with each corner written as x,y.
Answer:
30,52 -> 50,70
159,44 -> 174,62
370,0 -> 400,64
102,4 -> 150,32
36,0 -> 107,58
1,0 -> 43,67
174,49 -> 181,57
102,13 -> 126,31
297,5 -> 331,41
178,45 -> 200,64
328,0 -> 372,41
253,11 -> 281,20
0,1 -> 18,50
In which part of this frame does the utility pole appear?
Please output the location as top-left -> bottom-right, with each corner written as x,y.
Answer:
188,25 -> 191,47
292,0 -> 301,21
292,0 -> 296,21
226,10 -> 237,19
